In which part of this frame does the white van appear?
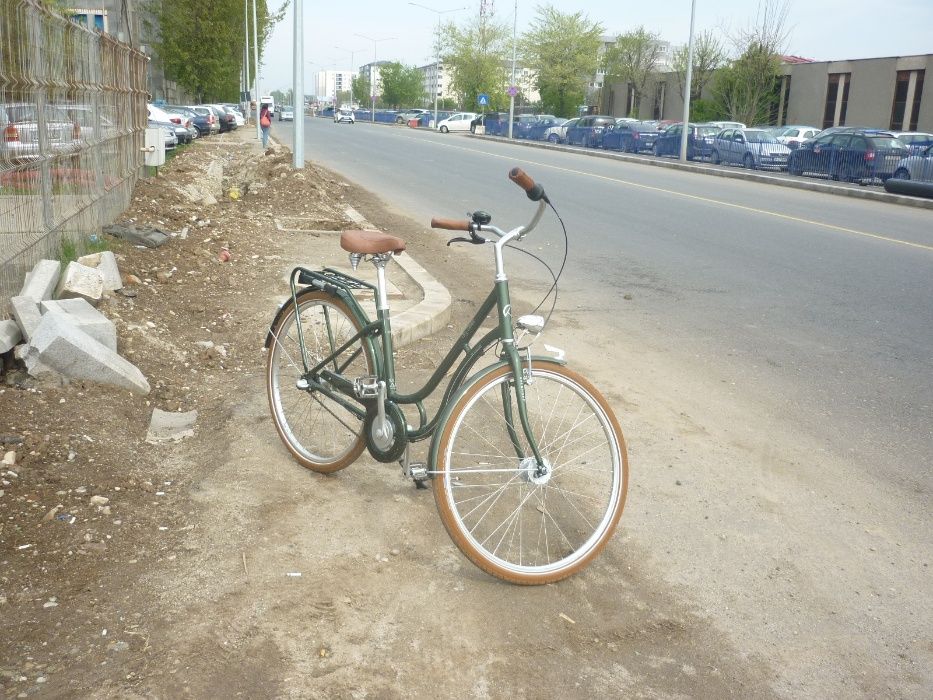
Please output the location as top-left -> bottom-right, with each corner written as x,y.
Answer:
260,95 -> 275,116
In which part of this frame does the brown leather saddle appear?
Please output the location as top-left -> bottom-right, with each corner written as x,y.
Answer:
340,229 -> 406,255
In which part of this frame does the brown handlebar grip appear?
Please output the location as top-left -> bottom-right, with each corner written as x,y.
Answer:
509,167 -> 535,192
430,217 -> 471,231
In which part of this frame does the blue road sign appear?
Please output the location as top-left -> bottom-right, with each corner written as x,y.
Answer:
477,93 -> 489,106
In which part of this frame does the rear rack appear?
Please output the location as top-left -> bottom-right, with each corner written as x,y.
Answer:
294,266 -> 377,293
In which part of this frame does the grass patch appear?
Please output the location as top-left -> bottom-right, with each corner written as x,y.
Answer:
59,234 -> 110,265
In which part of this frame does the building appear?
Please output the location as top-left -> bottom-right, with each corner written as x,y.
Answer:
601,53 -> 931,132
358,61 -> 392,103
312,70 -> 357,105
417,62 -> 456,106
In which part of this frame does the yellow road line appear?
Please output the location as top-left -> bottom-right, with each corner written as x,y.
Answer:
413,135 -> 933,253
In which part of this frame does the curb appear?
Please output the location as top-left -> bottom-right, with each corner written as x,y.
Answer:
344,206 -> 451,348
469,134 -> 933,211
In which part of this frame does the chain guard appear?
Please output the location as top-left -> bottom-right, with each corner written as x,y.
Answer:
364,401 -> 408,463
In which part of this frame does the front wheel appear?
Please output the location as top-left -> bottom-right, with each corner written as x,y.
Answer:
266,290 -> 374,473
743,153 -> 756,169
440,125 -> 449,133
433,361 -> 628,585
893,168 -> 910,180
548,133 -> 558,143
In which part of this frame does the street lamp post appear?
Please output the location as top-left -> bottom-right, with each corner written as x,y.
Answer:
355,33 -> 397,123
679,0 -> 697,163
508,0 -> 518,139
335,46 -> 365,112
408,3 -> 467,129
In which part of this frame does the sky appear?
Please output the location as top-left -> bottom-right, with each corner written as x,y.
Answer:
256,0 -> 933,94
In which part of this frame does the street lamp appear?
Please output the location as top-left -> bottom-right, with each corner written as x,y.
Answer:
508,0 -> 518,139
355,33 -> 397,123
408,3 -> 467,130
679,0 -> 697,163
335,45 -> 365,112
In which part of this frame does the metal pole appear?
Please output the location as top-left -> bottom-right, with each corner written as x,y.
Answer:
434,14 -> 440,128
507,0 -> 517,139
679,0 -> 697,163
244,0 -> 250,123
252,0 -> 260,141
293,0 -> 304,167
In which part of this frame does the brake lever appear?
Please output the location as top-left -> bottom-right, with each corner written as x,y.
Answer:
446,232 -> 487,246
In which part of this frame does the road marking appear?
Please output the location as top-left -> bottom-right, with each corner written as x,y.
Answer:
410,135 -> 933,253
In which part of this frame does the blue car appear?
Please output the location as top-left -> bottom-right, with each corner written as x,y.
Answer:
787,129 -> 908,182
601,120 -> 659,153
526,116 -> 563,141
653,123 -> 720,160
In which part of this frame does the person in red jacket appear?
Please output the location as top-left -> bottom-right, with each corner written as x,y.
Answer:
259,104 -> 271,148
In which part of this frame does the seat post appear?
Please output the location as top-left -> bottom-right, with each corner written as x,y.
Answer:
371,253 -> 392,312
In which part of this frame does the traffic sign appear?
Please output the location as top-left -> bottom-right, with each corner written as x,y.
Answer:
477,93 -> 489,106
507,86 -> 518,97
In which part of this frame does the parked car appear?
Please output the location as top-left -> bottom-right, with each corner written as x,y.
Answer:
166,106 -> 212,137
278,106 -> 295,121
653,122 -> 720,160
787,129 -> 909,182
436,112 -> 477,133
565,115 -> 616,148
198,104 -> 233,133
334,108 -> 355,124
56,103 -> 117,143
526,116 -> 564,141
710,128 -> 791,169
892,144 -> 933,181
893,131 -> 933,155
470,112 -> 504,134
0,102 -> 80,164
774,125 -> 819,149
151,105 -> 197,142
601,120 -> 659,153
706,120 -> 747,130
187,106 -> 221,135
220,103 -> 246,126
512,114 -> 557,139
540,117 -> 578,143
208,104 -> 239,130
395,108 -> 428,124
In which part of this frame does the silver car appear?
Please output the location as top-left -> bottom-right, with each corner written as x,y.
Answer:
710,128 -> 792,170
892,144 -> 933,182
0,102 -> 80,164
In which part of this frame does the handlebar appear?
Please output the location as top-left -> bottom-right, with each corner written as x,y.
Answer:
430,217 -> 471,231
430,167 -> 548,241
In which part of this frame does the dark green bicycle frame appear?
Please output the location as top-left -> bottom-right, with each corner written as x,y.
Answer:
277,265 -> 546,465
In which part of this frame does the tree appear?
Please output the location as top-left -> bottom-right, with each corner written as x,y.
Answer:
440,14 -> 511,112
713,0 -> 789,125
146,0 -> 286,102
518,6 -> 603,118
671,30 -> 726,102
379,62 -> 425,109
352,73 -> 371,106
602,27 -> 665,117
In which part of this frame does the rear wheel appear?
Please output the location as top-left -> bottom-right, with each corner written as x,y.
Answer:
743,153 -> 756,169
653,142 -> 661,157
711,149 -> 721,165
548,133 -> 559,143
433,361 -> 628,585
266,290 -> 373,473
894,168 -> 911,180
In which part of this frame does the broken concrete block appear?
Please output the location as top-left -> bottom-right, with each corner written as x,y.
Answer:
15,343 -> 62,380
40,298 -> 117,351
205,160 -> 224,197
29,314 -> 149,395
19,259 -> 61,302
9,296 -> 42,342
0,320 -> 22,353
145,409 -> 198,443
77,251 -> 122,291
55,261 -> 104,305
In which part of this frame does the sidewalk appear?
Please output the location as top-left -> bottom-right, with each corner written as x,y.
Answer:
239,125 -> 450,347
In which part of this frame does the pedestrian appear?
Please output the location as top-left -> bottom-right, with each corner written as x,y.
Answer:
260,104 -> 271,148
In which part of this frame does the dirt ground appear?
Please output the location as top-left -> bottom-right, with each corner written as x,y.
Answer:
1,130 -> 929,699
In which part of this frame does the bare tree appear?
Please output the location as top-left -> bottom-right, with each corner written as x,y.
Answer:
671,30 -> 726,102
714,0 -> 791,125
602,27 -> 665,117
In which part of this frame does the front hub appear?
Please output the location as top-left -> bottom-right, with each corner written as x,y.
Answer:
519,456 -> 552,485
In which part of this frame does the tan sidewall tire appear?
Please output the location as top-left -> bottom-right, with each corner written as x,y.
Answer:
266,290 -> 370,473
433,361 -> 628,585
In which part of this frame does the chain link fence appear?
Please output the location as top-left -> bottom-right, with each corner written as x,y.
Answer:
1,0 -> 148,314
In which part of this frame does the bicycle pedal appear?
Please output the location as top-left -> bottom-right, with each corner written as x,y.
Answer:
407,462 -> 429,488
353,376 -> 380,398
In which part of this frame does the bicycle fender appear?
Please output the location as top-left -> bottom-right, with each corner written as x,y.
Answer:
263,285 -> 354,349
427,355 -> 566,472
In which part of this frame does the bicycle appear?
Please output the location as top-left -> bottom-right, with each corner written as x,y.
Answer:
264,167 -> 628,585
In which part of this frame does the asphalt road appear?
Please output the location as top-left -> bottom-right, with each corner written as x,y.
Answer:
272,116 -> 933,492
